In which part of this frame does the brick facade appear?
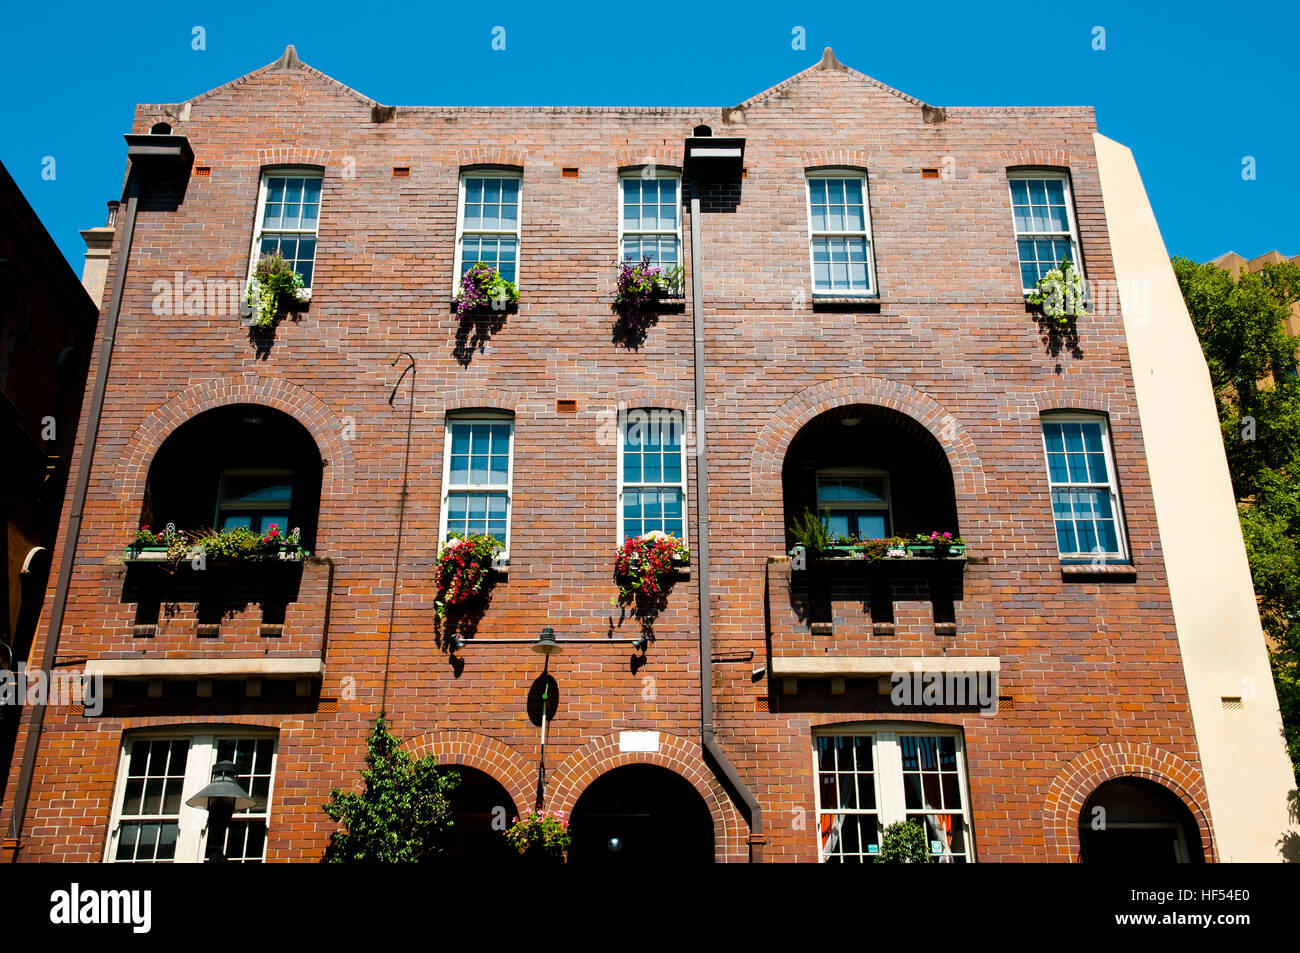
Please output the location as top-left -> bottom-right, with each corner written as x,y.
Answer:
1,48 -> 1216,863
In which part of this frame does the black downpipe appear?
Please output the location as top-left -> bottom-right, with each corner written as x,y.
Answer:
4,175 -> 141,856
689,184 -> 763,862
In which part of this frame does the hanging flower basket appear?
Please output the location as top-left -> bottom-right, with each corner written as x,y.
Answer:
1027,257 -> 1087,324
612,531 -> 689,602
434,533 -> 503,617
456,263 -> 518,319
246,250 -> 306,330
503,810 -> 570,862
612,257 -> 683,335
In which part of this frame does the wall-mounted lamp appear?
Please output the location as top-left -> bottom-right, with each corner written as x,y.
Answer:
185,760 -> 254,863
532,627 -> 563,656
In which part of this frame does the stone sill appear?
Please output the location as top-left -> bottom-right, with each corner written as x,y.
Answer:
770,655 -> 1000,677
1060,562 -> 1136,581
812,296 -> 882,312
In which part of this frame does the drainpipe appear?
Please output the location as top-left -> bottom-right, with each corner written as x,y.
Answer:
3,132 -> 193,862
687,167 -> 764,862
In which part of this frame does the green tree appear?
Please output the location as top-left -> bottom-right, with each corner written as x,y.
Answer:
322,718 -> 460,862
1173,256 -> 1300,777
877,820 -> 935,863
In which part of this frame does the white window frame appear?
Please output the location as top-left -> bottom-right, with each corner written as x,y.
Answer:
805,168 -> 877,297
1040,412 -> 1128,562
104,729 -> 278,864
248,167 -> 323,299
617,169 -> 683,293
617,408 -> 689,546
453,169 -> 523,297
439,412 -> 515,557
812,725 -> 975,863
214,468 -> 294,533
1007,170 -> 1083,294
815,467 -> 894,539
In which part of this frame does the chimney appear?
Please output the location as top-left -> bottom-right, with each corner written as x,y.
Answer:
78,201 -> 118,307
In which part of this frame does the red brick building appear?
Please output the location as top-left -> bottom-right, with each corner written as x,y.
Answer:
2,46 -> 1294,863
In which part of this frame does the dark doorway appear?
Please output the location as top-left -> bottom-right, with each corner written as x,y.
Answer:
444,767 -> 518,863
568,764 -> 713,865
1079,778 -> 1204,863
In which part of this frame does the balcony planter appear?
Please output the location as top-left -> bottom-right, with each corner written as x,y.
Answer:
908,532 -> 965,558
613,531 -> 689,603
456,263 -> 518,319
434,533 -> 503,618
124,524 -> 308,565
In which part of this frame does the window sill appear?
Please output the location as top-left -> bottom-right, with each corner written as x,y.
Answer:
450,298 -> 518,316
812,296 -> 882,312
1060,562 -> 1135,581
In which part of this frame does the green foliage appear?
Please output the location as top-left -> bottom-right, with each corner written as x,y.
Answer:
457,262 -> 519,318
246,251 -> 305,329
877,820 -> 935,863
503,809 -> 570,860
1175,255 -> 1300,778
322,718 -> 461,863
789,507 -> 833,554
1027,257 -> 1087,323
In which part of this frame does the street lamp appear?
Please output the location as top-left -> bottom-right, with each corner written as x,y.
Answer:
531,626 -> 563,655
185,760 -> 254,862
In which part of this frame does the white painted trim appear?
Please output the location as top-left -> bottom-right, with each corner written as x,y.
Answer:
453,169 -> 523,297
438,411 -> 515,556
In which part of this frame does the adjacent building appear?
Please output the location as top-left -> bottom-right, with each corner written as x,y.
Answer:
2,46 -> 1294,863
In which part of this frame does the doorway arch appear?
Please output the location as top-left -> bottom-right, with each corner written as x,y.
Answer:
568,764 -> 713,865
444,766 -> 519,863
1079,778 -> 1205,863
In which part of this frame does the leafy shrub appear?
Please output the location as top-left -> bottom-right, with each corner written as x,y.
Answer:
789,507 -> 833,555
877,820 -> 935,863
1027,257 -> 1087,323
323,718 -> 460,863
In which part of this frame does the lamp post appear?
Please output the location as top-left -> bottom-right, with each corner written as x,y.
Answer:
185,760 -> 254,863
531,627 -> 562,809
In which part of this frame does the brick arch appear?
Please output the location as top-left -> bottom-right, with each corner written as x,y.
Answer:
403,730 -> 534,815
615,148 -> 683,173
433,387 -> 521,415
548,731 -> 747,862
457,148 -> 526,169
117,375 -> 356,516
1043,743 -> 1215,862
256,147 -> 334,169
749,375 -> 987,501
1031,389 -> 1120,421
1003,151 -> 1074,171
801,149 -> 872,171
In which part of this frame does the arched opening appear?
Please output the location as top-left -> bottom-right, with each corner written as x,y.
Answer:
444,767 -> 519,863
140,404 -> 323,547
782,403 -> 958,547
1079,778 -> 1204,863
568,764 -> 713,864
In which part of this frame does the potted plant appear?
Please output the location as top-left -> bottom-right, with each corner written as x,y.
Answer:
876,820 -> 935,864
1027,256 -> 1087,324
433,533 -> 503,618
789,507 -> 833,560
503,809 -> 570,863
854,537 -> 910,563
908,531 -> 964,558
246,250 -> 306,330
456,262 -> 518,319
612,257 -> 683,334
613,531 -> 689,602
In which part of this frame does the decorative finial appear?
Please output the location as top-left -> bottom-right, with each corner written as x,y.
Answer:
818,47 -> 842,70
274,45 -> 301,69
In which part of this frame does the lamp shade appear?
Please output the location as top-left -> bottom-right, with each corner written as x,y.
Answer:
186,760 -> 255,811
531,627 -> 563,656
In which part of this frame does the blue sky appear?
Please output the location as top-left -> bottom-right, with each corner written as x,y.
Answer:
2,0 -> 1296,271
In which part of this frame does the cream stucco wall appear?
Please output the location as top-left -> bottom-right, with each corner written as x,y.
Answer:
1094,132 -> 1298,861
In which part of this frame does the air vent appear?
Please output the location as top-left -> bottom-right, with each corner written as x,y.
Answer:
318,697 -> 339,713
1222,696 -> 1244,710
194,165 -> 212,177
921,168 -> 940,179
557,399 -> 577,414
998,695 -> 1016,711
754,696 -> 769,712
392,166 -> 411,178
561,167 -> 579,178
